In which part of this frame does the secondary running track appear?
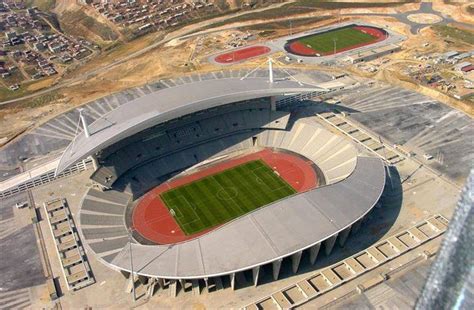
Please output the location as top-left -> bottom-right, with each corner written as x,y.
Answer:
286,26 -> 387,57
214,46 -> 271,64
132,148 -> 318,244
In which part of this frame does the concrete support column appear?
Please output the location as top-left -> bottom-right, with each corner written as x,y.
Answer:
157,277 -> 165,289
192,280 -> 200,295
203,278 -> 210,293
291,251 -> 303,273
89,154 -> 99,171
214,276 -> 223,290
125,277 -> 134,294
309,243 -> 321,265
169,279 -> 177,297
252,267 -> 260,287
338,226 -> 351,247
352,218 -> 363,234
272,259 -> 283,280
230,273 -> 236,291
138,275 -> 148,285
179,279 -> 186,292
324,234 -> 338,256
120,270 -> 130,279
147,278 -> 157,298
270,96 -> 277,111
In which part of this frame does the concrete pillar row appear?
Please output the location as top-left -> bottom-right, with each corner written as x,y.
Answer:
252,266 -> 260,287
291,251 -> 303,273
324,234 -> 338,256
309,243 -> 321,265
272,259 -> 283,280
338,226 -> 352,247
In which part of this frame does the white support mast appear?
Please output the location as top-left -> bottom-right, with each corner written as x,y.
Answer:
268,58 -> 274,83
78,108 -> 90,138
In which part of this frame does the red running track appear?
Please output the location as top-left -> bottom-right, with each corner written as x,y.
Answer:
287,26 -> 387,57
214,46 -> 271,64
132,149 -> 318,245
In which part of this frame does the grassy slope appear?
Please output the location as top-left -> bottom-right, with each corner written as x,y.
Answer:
160,160 -> 296,235
298,27 -> 376,53
59,10 -> 119,43
432,25 -> 474,45
27,0 -> 56,11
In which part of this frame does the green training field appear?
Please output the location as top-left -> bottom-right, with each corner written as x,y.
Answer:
297,27 -> 376,54
160,160 -> 296,235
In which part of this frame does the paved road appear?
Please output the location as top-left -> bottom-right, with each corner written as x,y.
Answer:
342,1 -> 474,34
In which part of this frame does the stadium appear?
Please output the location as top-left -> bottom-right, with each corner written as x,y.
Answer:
55,70 -> 387,296
284,24 -> 388,57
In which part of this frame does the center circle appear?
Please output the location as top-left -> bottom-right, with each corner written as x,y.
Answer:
216,187 -> 238,200
407,13 -> 443,24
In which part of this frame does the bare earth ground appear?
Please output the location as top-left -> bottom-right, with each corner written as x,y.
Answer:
0,1 -> 473,144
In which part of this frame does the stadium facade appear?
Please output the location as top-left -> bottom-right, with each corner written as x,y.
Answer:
58,76 -> 387,295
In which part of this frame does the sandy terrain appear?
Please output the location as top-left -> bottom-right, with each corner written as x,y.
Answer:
0,0 -> 472,145
432,0 -> 474,25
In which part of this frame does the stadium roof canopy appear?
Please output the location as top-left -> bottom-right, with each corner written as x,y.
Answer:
108,156 -> 385,279
56,78 -> 326,174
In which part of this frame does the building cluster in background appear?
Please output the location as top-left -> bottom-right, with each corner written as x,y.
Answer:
85,0 -> 220,35
0,1 -> 96,90
408,49 -> 474,100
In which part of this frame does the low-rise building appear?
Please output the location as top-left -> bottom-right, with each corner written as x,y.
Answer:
441,51 -> 459,60
34,42 -> 46,51
5,31 -> 16,40
347,44 -> 401,64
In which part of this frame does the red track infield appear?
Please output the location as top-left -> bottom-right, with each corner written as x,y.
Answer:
214,46 -> 271,64
132,149 -> 318,244
287,26 -> 387,57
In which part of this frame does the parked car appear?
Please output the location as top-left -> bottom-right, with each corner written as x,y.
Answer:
15,201 -> 28,209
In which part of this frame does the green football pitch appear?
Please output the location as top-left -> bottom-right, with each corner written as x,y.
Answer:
160,160 -> 296,235
297,27 -> 376,53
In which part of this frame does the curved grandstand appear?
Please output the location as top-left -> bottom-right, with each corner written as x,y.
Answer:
58,76 -> 386,293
